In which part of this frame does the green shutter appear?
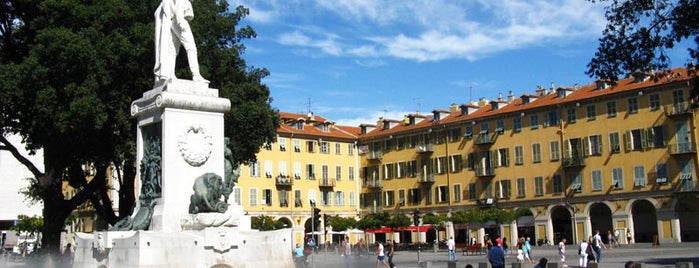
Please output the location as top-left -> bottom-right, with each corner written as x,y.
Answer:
583,137 -> 590,157
640,129 -> 648,149
624,130 -> 632,151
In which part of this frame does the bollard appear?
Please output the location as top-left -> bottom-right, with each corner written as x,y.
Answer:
677,262 -> 694,268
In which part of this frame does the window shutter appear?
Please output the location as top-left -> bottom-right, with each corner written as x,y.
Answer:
504,148 -> 510,166
624,131 -> 632,151
640,129 -> 648,149
598,135 -> 603,154
663,126 -> 669,146
583,137 -> 590,157
564,140 -> 571,158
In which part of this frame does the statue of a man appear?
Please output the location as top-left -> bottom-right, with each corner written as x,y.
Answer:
153,0 -> 207,83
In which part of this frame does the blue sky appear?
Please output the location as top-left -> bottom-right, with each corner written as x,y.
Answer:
229,0 -> 688,127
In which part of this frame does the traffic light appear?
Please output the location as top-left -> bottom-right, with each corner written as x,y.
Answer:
313,208 -> 322,231
323,214 -> 329,234
412,209 -> 421,226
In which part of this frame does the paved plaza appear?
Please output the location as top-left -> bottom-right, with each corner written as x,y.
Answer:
1,242 -> 697,267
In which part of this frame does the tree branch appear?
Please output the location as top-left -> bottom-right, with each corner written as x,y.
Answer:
0,135 -> 43,178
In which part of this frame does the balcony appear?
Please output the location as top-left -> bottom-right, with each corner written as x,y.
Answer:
418,173 -> 435,183
475,133 -> 498,145
363,179 -> 383,189
275,175 -> 293,186
475,165 -> 495,177
668,142 -> 696,155
678,178 -> 696,192
664,102 -> 692,117
476,198 -> 498,208
319,178 -> 336,187
367,151 -> 382,160
416,143 -> 434,153
562,155 -> 585,168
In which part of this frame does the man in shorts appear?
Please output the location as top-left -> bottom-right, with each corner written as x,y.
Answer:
375,241 -> 389,268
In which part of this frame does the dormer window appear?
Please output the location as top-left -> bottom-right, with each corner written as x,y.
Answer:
317,123 -> 330,132
409,116 -> 416,125
295,121 -> 304,130
595,79 -> 609,90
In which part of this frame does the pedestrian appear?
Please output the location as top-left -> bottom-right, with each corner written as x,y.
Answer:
587,236 -> 597,264
447,236 -> 457,262
607,230 -> 614,249
343,236 -> 352,268
534,257 -> 548,268
387,240 -> 396,268
614,229 -> 621,247
524,237 -> 535,263
487,240 -> 505,268
578,238 -> 589,267
59,243 -> 73,268
375,241 -> 389,268
593,230 -> 606,262
502,237 -> 509,255
652,234 -> 660,247
558,237 -> 567,267
626,230 -> 633,246
516,238 -> 525,263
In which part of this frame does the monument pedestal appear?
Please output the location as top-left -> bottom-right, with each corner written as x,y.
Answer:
73,79 -> 292,267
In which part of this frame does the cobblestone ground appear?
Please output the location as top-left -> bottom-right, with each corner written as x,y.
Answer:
1,242 -> 697,267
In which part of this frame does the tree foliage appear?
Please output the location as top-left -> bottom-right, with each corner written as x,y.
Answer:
251,215 -> 285,231
387,213 -> 411,230
11,215 -> 43,238
327,215 -> 356,232
0,0 -> 279,259
587,0 -> 699,80
356,212 -> 389,231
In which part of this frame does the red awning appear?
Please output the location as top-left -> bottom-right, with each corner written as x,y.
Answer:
365,225 -> 432,233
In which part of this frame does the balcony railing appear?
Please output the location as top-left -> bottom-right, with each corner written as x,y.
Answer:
418,173 -> 435,183
679,179 -> 696,192
668,142 -> 696,155
664,102 -> 692,117
475,165 -> 495,177
367,151 -> 382,160
562,155 -> 585,167
416,143 -> 434,153
319,178 -> 336,187
475,133 -> 498,145
362,179 -> 383,189
275,175 -> 293,186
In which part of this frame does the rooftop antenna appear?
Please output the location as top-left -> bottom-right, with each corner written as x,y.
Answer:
306,97 -> 312,114
413,98 -> 422,114
469,84 -> 473,103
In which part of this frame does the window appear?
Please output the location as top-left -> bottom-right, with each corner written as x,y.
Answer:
449,154 -> 463,173
264,160 -> 273,178
530,114 -> 539,129
586,104 -> 596,120
550,141 -> 560,161
321,165 -> 329,181
264,142 -> 272,150
425,186 -> 433,204
649,93 -> 661,111
249,188 -> 258,206
384,139 -> 393,150
336,166 -> 342,181
234,188 -> 241,206
320,141 -> 330,154
495,120 -> 505,134
453,184 -> 462,202
409,188 -> 421,205
465,125 -> 473,139
335,143 -> 341,155
544,111 -> 560,127
569,172 -> 582,192
293,162 -> 302,179
553,174 -> 563,194
627,97 -> 639,114
396,137 -> 405,150
436,156 -> 448,174
294,139 -> 301,152
513,117 -> 522,132
656,163 -> 668,184
591,170 -> 603,191
306,164 -> 315,180
650,125 -> 666,148
496,179 -> 511,199
249,161 -> 260,177
497,148 -> 509,167
467,152 -> 476,170
482,181 -> 492,199
320,190 -> 331,206
567,108 -> 577,124
609,132 -> 621,153
398,189 -> 406,205
587,135 -> 603,156
307,189 -> 316,207
348,144 -> 354,155
279,137 -> 287,151
468,183 -> 477,200
408,160 -> 418,177
612,167 -> 624,189
278,161 -> 288,177
306,140 -> 315,153
606,101 -> 617,117
262,189 -> 272,206
349,191 -> 355,206
633,165 -> 646,187
532,143 -> 542,163
514,146 -> 524,165
449,128 -> 462,142
335,191 -> 345,206
534,176 -> 544,196
625,129 -> 646,151
294,190 -> 302,207
516,178 -> 526,198
349,167 -> 355,181
384,190 -> 394,206
437,185 -> 449,203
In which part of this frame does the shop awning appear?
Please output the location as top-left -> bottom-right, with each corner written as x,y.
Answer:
365,225 -> 432,233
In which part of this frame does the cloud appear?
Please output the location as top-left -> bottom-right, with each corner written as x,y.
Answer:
278,31 -> 343,56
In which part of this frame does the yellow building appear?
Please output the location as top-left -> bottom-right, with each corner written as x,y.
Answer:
234,112 -> 361,246
358,67 -> 699,245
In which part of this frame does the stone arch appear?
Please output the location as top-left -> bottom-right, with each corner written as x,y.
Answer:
630,199 -> 658,243
674,195 -> 699,241
277,216 -> 294,228
588,202 -> 613,244
550,205 -> 573,244
516,209 -> 536,242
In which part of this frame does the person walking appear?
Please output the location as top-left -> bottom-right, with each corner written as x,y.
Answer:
487,241 -> 505,268
613,229 -> 621,247
524,237 -> 535,264
626,230 -> 633,246
387,240 -> 396,268
593,230 -> 606,263
607,230 -> 614,249
375,241 -> 389,268
558,237 -> 567,267
578,238 -> 589,267
343,236 -> 352,268
447,236 -> 457,262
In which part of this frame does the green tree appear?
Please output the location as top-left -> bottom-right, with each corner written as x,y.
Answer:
587,0 -> 698,80
327,215 -> 356,232
11,215 -> 42,256
251,215 -> 285,231
0,0 -> 279,260
423,213 -> 449,242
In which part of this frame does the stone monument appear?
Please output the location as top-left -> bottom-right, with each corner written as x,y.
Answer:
72,1 -> 293,267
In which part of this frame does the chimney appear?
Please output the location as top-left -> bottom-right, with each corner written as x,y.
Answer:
478,97 -> 488,107
535,85 -> 546,96
308,112 -> 315,121
507,91 -> 515,103
449,103 -> 459,113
